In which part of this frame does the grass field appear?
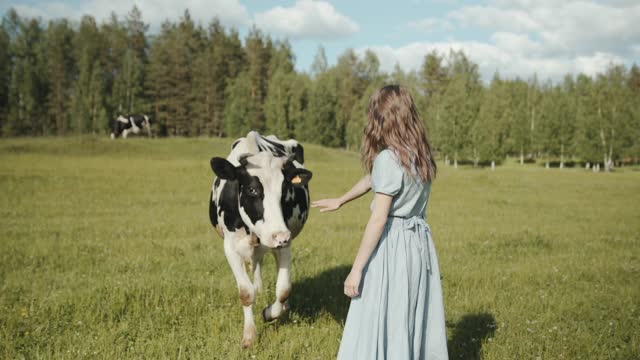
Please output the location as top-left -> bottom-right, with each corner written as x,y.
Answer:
0,136 -> 639,359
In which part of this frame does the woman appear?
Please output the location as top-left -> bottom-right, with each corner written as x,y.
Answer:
312,85 -> 448,359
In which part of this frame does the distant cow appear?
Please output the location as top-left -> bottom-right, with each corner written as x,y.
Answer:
110,114 -> 151,139
209,131 -> 312,348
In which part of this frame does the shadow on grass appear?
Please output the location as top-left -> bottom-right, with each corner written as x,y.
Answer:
291,267 -> 496,359
291,265 -> 351,323
447,312 -> 496,360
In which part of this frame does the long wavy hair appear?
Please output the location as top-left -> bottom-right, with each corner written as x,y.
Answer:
362,85 -> 437,182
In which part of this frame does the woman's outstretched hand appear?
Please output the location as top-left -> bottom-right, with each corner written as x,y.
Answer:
311,198 -> 343,212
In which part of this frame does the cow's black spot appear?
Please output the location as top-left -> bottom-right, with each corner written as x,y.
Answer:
209,191 -> 218,227
129,114 -> 147,127
258,136 -> 287,157
239,175 -> 264,225
281,181 -> 309,226
112,119 -> 132,136
217,179 -> 248,232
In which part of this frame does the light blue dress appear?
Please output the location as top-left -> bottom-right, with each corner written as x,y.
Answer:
337,149 -> 449,360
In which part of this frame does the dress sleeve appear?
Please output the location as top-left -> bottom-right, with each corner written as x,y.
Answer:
371,150 -> 403,196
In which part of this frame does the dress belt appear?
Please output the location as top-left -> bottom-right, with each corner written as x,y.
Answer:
388,216 -> 432,273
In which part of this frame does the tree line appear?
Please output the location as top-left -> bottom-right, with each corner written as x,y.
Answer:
1,7 -> 639,170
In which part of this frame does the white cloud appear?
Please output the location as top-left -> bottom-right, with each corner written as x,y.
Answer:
358,41 -> 625,82
451,1 -> 640,57
387,1 -> 639,81
254,0 -> 358,40
450,5 -> 540,33
407,18 -> 452,33
575,52 -> 626,76
358,41 -> 509,80
490,32 -> 542,56
12,3 -> 82,21
10,0 -> 250,29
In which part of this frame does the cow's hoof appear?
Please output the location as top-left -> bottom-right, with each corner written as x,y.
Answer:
241,338 -> 253,349
262,306 -> 272,322
242,326 -> 257,348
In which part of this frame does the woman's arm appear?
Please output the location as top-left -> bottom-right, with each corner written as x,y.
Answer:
311,175 -> 371,212
343,192 -> 392,298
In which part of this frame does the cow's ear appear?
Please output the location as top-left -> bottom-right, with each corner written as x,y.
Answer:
288,168 -> 312,187
283,158 -> 312,186
210,157 -> 237,180
293,144 -> 304,165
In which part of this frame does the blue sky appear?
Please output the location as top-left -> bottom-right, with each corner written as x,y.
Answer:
3,0 -> 639,82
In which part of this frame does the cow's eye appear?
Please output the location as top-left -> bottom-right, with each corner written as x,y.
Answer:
246,187 -> 259,196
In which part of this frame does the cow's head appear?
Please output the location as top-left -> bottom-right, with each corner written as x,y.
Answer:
210,152 -> 312,248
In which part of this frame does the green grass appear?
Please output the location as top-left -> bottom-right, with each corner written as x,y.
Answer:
1,136 -> 639,359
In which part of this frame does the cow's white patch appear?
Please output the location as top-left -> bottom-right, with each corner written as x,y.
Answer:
285,188 -> 294,202
239,152 -> 290,248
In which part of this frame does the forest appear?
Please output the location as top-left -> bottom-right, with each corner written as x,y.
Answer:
0,6 -> 639,170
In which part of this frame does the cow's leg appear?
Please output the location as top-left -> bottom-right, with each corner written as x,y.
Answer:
249,235 -> 266,293
262,247 -> 291,321
223,239 -> 257,348
122,129 -> 129,138
252,256 -> 264,294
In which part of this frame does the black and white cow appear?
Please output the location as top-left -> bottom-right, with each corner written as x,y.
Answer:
110,114 -> 151,139
209,131 -> 311,348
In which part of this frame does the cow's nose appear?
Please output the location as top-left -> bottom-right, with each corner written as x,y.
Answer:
272,231 -> 291,246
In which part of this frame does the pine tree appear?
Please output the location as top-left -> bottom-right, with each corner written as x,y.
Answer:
101,13 -> 128,118
45,19 -> 74,135
263,40 -> 297,138
346,82 -> 382,150
245,27 -> 270,132
195,19 -> 232,136
438,50 -> 481,167
0,23 -> 10,132
269,40 -> 295,75
88,60 -> 108,133
264,68 -> 292,138
311,46 -> 328,78
6,17 -> 47,135
626,64 -> 640,161
146,21 -> 173,135
112,48 -> 144,115
575,74 -> 601,164
596,65 -> 632,171
224,71 -> 256,138
334,49 -> 362,147
288,73 -> 311,140
125,6 -> 148,63
538,83 -> 575,168
505,79 -> 530,164
473,73 -> 508,166
421,51 -> 449,155
526,75 -> 542,159
224,29 -> 246,80
307,71 -> 339,146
